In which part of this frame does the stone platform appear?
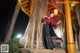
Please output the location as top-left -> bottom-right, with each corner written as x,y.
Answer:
19,48 -> 80,53
19,48 -> 66,53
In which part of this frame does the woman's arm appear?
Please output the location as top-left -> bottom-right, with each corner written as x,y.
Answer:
57,20 -> 62,24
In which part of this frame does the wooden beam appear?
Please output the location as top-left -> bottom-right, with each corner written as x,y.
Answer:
30,0 -> 35,17
5,2 -> 20,42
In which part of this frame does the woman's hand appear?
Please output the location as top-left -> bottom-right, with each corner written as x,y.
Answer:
57,20 -> 62,24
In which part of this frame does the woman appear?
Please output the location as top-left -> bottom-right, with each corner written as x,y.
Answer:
42,12 -> 62,49
42,12 -> 59,49
42,16 -> 54,50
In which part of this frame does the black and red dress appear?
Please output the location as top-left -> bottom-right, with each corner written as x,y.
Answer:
42,16 -> 57,49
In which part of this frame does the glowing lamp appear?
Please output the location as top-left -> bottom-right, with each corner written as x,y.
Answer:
16,34 -> 22,38
53,9 -> 58,15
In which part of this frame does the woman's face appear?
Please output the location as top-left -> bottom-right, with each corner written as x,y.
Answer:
50,13 -> 54,17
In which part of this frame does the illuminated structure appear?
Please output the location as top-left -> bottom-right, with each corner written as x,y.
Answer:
5,0 -> 80,53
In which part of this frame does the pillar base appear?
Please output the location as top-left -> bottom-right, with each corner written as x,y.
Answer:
67,43 -> 76,53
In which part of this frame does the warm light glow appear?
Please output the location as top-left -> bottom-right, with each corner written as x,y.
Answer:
53,9 -> 58,15
71,3 -> 75,7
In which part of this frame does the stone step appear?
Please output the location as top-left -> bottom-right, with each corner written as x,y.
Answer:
33,39 -> 44,48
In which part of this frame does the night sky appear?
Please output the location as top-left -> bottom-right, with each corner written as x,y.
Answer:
0,0 -> 29,41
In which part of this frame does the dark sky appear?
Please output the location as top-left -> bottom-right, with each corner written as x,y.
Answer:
0,0 -> 29,41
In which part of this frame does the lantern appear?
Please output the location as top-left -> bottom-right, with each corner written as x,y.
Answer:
53,9 -> 58,15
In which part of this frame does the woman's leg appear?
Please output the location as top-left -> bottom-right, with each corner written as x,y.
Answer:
42,24 -> 54,49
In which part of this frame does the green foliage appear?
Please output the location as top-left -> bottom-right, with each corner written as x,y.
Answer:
4,39 -> 23,53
